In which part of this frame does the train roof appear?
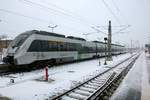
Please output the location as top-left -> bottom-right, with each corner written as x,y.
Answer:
112,44 -> 124,47
21,30 -> 124,47
25,30 -> 86,41
92,41 -> 105,44
92,40 -> 124,47
24,30 -> 65,38
67,36 -> 86,41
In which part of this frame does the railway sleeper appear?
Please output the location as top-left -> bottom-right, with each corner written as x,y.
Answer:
73,90 -> 91,96
83,84 -> 98,90
61,96 -> 78,100
91,80 -> 105,85
94,78 -> 108,82
102,95 -> 109,100
111,82 -> 119,87
67,92 -> 87,100
79,87 -> 95,93
88,82 -> 101,87
107,89 -> 115,96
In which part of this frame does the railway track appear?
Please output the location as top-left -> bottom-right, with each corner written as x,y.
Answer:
51,54 -> 139,100
0,64 -> 33,76
0,64 -> 12,75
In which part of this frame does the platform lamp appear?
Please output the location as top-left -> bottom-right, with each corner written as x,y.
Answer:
104,37 -> 107,65
48,25 -> 58,33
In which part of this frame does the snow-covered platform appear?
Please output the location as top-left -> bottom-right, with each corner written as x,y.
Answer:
141,53 -> 150,100
110,52 -> 150,100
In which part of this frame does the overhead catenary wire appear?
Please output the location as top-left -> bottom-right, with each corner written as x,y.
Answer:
96,25 -> 130,31
0,8 -> 89,34
91,27 -> 107,35
113,25 -> 131,34
85,24 -> 130,36
101,0 -> 122,25
111,0 -> 130,25
112,0 -> 120,12
0,8 -> 51,24
40,0 -> 98,27
21,0 -> 106,34
0,9 -> 51,34
1,0 -> 129,39
21,0 -> 93,26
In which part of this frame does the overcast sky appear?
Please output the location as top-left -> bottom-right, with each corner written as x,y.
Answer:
0,0 -> 150,47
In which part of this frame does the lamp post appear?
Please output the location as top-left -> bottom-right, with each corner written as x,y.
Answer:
48,25 -> 58,32
104,37 -> 107,65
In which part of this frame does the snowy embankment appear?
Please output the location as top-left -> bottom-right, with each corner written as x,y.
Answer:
0,53 -> 133,100
110,52 -> 149,100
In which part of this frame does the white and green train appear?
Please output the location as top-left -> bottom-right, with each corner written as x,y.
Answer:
3,30 -> 126,65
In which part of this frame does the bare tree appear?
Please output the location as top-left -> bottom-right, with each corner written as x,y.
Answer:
0,34 -> 8,51
0,34 -> 8,61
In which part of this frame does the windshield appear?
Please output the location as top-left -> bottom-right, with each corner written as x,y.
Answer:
11,33 -> 31,48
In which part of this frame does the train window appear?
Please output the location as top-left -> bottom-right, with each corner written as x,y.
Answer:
28,40 -> 49,52
11,33 -> 30,48
76,44 -> 82,52
57,42 -> 66,51
28,40 -> 39,52
97,47 -> 104,52
82,46 -> 89,53
64,43 -> 78,51
28,40 -> 83,52
64,43 -> 68,51
49,41 -> 58,51
67,43 -> 74,51
40,41 -> 49,51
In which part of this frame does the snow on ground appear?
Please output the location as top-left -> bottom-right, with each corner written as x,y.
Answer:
0,53 -> 132,100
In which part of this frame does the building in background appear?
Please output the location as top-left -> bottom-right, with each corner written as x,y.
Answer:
0,40 -> 12,52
